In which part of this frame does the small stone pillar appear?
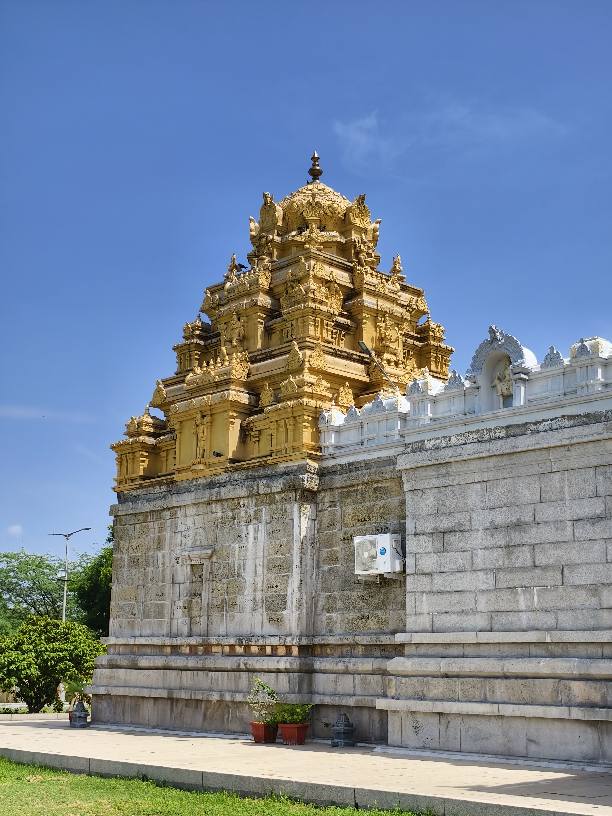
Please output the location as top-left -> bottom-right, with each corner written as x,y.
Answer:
511,366 -> 530,407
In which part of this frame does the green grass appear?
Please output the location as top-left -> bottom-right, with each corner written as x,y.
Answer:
0,757 -> 414,816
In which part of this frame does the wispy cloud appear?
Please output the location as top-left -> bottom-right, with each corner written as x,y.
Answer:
0,405 -> 95,423
333,112 -> 404,174
74,444 -> 108,466
6,524 -> 23,538
408,102 -> 567,149
333,103 -> 567,174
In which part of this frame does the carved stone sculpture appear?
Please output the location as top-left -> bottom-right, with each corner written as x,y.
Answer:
494,363 -> 513,399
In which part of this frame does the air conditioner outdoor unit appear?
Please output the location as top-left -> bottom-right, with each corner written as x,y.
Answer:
354,533 -> 404,577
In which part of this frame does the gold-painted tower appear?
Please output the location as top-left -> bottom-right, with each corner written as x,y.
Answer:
113,154 -> 453,490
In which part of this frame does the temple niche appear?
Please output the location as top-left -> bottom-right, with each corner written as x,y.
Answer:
112,154 -> 453,490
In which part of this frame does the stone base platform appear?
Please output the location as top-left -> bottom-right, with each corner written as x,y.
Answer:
382,631 -> 612,765
1,717 -> 612,815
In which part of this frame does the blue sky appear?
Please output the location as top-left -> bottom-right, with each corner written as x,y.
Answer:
1,0 -> 611,556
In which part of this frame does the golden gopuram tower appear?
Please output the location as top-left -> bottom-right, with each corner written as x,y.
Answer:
112,154 -> 453,490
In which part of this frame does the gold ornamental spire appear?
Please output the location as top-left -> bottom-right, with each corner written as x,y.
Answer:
112,154 -> 454,492
307,150 -> 322,183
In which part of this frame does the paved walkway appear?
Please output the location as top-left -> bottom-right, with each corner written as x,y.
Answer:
0,716 -> 611,815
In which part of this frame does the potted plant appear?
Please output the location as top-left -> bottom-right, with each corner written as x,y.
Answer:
246,677 -> 278,743
276,703 -> 313,745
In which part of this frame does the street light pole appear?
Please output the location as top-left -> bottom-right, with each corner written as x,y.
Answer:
48,528 -> 92,622
61,537 -> 69,623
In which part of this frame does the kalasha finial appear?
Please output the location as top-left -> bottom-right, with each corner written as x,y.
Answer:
308,150 -> 322,183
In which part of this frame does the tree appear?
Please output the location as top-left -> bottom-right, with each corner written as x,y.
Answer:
72,545 -> 113,636
0,551 -> 73,629
0,616 -> 104,712
0,528 -> 114,635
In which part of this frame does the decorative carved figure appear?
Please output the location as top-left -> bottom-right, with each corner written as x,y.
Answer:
376,313 -> 399,350
575,338 -> 592,358
280,376 -> 298,398
229,351 -> 249,380
287,340 -> 304,373
150,379 -> 167,408
370,218 -> 381,247
225,312 -> 244,348
445,370 -> 465,390
353,234 -> 377,269
225,254 -> 240,283
346,193 -> 371,228
494,363 -> 513,399
542,346 -> 564,368
259,192 -> 282,233
338,382 -> 353,408
259,382 -> 274,408
390,255 -> 404,278
489,325 -> 504,343
408,379 -> 424,396
309,343 -> 325,370
313,376 -> 331,397
194,413 -> 207,460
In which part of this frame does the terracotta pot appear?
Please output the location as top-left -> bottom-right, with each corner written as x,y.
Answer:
250,721 -> 278,743
278,722 -> 309,745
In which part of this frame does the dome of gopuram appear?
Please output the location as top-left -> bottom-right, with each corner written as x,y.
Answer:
279,180 -> 352,233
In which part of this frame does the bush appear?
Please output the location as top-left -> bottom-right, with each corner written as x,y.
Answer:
0,616 -> 104,712
246,677 -> 278,724
275,703 -> 313,724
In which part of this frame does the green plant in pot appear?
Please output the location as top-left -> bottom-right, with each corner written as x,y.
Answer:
246,677 -> 278,743
276,703 -> 313,745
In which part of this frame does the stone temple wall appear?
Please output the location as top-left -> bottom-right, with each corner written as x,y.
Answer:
314,460 -> 405,635
93,458 -> 405,739
109,465 -> 317,640
93,327 -> 612,763
380,410 -> 612,763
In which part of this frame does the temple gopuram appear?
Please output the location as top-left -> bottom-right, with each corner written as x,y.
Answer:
95,155 -> 612,766
112,153 -> 452,488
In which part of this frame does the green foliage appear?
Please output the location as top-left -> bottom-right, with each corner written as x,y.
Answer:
0,616 -> 104,712
71,544 -> 113,635
0,551 -> 72,630
0,527 -> 114,636
275,703 -> 313,724
246,676 -> 278,724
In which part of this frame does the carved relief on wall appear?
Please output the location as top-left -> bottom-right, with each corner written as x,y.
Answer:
338,381 -> 353,408
259,382 -> 274,408
194,412 -> 208,462
308,343 -> 326,370
286,341 -> 304,373
279,376 -> 298,399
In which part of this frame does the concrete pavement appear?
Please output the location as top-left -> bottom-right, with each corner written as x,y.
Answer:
0,716 -> 611,815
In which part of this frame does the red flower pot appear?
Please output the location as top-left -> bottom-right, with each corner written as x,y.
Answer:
278,722 -> 309,745
250,721 -> 278,743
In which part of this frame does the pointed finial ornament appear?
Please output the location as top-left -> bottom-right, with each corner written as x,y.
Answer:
308,150 -> 323,183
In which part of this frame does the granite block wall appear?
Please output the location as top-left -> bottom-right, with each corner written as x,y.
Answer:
399,414 -> 612,633
383,411 -> 612,762
93,457 -> 405,736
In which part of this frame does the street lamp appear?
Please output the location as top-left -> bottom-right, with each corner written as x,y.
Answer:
49,528 -> 92,622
